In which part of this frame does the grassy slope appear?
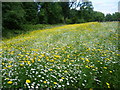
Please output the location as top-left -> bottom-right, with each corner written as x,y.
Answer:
2,24 -> 64,39
2,22 -> 119,88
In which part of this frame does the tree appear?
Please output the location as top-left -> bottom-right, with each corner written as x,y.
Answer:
78,1 -> 94,22
67,9 -> 79,24
2,2 -> 25,30
93,11 -> 105,22
105,14 -> 112,21
22,2 -> 38,24
38,2 -> 63,24
60,2 -> 70,23
112,12 -> 120,21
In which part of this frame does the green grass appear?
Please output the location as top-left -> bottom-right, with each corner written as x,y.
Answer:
2,22 -> 120,89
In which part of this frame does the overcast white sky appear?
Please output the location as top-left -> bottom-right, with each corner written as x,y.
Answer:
91,0 -> 119,15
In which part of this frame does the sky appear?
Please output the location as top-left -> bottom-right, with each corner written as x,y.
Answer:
91,0 -> 120,15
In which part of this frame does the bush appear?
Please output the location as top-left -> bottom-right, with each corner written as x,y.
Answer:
66,18 -> 73,24
77,19 -> 86,23
3,11 -> 24,30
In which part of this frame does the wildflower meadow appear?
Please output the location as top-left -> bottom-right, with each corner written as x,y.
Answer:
1,22 -> 120,89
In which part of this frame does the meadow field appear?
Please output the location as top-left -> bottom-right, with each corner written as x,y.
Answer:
1,22 -> 120,89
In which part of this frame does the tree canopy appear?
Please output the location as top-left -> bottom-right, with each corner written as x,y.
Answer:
2,2 -> 120,30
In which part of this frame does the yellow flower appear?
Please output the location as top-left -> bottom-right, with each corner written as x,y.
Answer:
46,57 -> 49,59
49,69 -> 53,71
116,54 -> 120,56
27,61 -> 31,64
50,60 -> 54,62
104,54 -> 106,56
8,65 -> 12,68
108,86 -> 110,88
54,55 -> 60,58
106,82 -> 110,86
67,55 -> 70,58
54,58 -> 57,60
43,81 -> 47,84
32,60 -> 34,63
38,56 -> 41,58
2,63 -> 5,65
103,67 -> 107,69
41,54 -> 45,57
38,59 -> 41,61
21,55 -> 24,57
106,82 -> 110,88
97,49 -> 101,51
26,79 -> 31,83
7,81 -> 13,84
24,60 -> 27,63
61,77 -> 64,79
109,71 -> 112,73
63,59 -> 66,62
6,78 -> 9,80
85,66 -> 90,68
90,66 -> 94,68
105,58 -> 110,60
26,53 -> 29,55
3,67 -> 7,69
64,70 -> 68,73
89,88 -> 93,90
81,58 -> 84,60
20,64 -> 24,66
53,82 -> 57,84
87,48 -> 90,51
71,60 -> 74,62
85,58 -> 90,62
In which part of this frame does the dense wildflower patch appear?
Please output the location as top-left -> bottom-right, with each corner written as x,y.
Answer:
1,22 -> 119,88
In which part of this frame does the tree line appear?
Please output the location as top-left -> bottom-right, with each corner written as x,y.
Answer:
2,2 -> 120,30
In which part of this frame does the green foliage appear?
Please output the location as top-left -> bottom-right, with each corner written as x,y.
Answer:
66,18 -> 72,24
105,14 -> 113,21
2,1 -> 119,38
105,12 -> 120,21
22,2 -> 38,24
38,2 -> 63,24
77,18 -> 86,23
2,2 -> 38,30
112,12 -> 120,21
78,1 -> 94,22
67,1 -> 95,24
93,11 -> 105,22
68,9 -> 79,24
60,2 -> 70,23
2,2 -> 25,30
38,8 -> 48,24
2,24 -> 65,39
